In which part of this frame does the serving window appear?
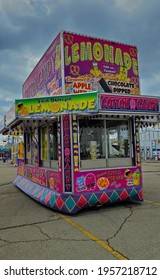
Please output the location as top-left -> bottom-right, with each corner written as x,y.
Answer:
79,116 -> 134,169
25,128 -> 39,165
80,119 -> 105,159
24,121 -> 58,169
41,121 -> 58,169
107,120 -> 130,158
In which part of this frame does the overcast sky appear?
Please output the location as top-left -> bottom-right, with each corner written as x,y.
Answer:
0,0 -> 160,125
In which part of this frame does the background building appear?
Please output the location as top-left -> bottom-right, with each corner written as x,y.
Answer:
139,120 -> 160,160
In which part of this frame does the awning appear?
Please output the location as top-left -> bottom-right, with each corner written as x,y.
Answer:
0,117 -> 23,135
15,92 -> 159,117
1,92 -> 159,135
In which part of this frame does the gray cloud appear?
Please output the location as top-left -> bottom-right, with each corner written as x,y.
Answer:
0,0 -> 160,122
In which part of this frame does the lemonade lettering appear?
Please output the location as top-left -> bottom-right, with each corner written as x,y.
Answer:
23,99 -> 96,115
65,42 -> 138,75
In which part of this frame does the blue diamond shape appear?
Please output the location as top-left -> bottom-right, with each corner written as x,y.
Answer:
110,190 -> 119,202
31,185 -> 37,193
34,187 -> 42,197
49,194 -> 56,206
88,193 -> 98,206
65,196 -> 76,212
40,191 -> 48,201
130,188 -> 138,199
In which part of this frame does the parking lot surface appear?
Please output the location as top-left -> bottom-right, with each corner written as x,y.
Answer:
0,160 -> 160,260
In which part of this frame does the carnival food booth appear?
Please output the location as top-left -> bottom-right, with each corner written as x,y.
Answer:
1,31 -> 160,214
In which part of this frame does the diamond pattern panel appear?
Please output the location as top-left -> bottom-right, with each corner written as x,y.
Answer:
13,175 -> 143,214
120,189 -> 129,200
88,193 -> 99,206
110,190 -> 119,202
138,189 -> 143,201
77,195 -> 88,208
65,196 -> 76,212
45,192 -> 52,204
49,194 -> 56,206
99,192 -> 109,204
56,196 -> 64,209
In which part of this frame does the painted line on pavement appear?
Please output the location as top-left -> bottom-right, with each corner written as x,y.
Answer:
144,199 -> 160,206
59,214 -> 128,260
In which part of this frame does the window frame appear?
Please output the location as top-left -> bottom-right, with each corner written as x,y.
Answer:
79,115 -> 134,170
40,121 -> 58,170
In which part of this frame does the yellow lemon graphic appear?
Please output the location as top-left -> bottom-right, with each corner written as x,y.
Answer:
51,102 -> 59,113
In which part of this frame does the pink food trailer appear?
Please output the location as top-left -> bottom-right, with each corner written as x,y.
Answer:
1,31 -> 159,214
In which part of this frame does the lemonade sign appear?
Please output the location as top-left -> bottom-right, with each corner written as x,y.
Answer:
15,92 -> 98,117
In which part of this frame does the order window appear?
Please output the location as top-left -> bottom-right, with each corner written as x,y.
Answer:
41,122 -> 58,169
107,120 -> 130,158
49,122 -> 58,161
79,116 -> 134,169
25,129 -> 39,165
80,119 -> 105,160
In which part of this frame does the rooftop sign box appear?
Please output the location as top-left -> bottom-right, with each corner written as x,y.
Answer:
22,31 -> 140,99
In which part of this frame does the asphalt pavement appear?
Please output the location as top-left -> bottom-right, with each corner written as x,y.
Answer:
0,160 -> 160,260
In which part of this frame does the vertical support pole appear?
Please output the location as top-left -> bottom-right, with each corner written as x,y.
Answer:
135,116 -> 141,167
62,114 -> 73,193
